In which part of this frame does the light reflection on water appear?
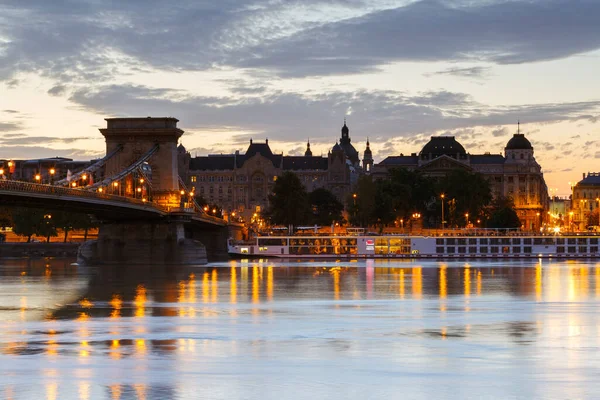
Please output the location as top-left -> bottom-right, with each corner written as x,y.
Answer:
1,258 -> 600,399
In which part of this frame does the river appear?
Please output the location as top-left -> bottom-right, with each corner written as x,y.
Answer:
1,257 -> 599,399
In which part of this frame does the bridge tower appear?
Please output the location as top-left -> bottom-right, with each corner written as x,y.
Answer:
100,117 -> 183,208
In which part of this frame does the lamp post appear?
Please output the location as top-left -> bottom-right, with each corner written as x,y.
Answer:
440,194 -> 445,230
465,212 -> 469,227
49,168 -> 55,185
35,173 -> 41,184
0,168 -> 4,179
7,161 -> 13,179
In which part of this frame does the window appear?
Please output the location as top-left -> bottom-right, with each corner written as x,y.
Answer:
191,176 -> 197,183
447,247 -> 455,254
480,247 -> 488,254
458,247 -> 466,254
508,176 -> 514,183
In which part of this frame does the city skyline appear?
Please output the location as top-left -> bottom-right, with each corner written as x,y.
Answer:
1,0 -> 600,196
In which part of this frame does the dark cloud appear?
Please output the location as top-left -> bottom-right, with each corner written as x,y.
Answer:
47,85 -> 67,96
2,110 -> 19,114
1,0 -> 599,82
492,127 -> 509,137
67,83 -> 600,144
0,136 -> 95,145
236,0 -> 600,76
0,122 -> 22,131
425,66 -> 491,79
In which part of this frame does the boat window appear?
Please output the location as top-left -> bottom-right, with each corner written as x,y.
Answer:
458,247 -> 466,254
446,238 -> 456,245
480,247 -> 488,254
557,246 -> 565,253
436,247 -> 444,254
479,238 -> 489,245
590,238 -> 599,245
512,238 -> 521,245
523,246 -> 532,253
458,238 -> 467,245
490,246 -> 499,253
502,246 -> 510,253
591,246 -> 598,253
568,246 -> 576,253
468,247 -> 477,253
512,247 -> 521,253
446,247 -> 455,254
578,238 -> 587,245
579,246 -> 588,253
469,239 -> 477,245
524,238 -> 532,245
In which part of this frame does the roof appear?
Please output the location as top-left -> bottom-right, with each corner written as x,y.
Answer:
577,173 -> 600,187
282,156 -> 328,170
420,136 -> 466,156
378,155 -> 419,166
189,155 -> 235,171
505,134 -> 533,150
470,154 -> 506,164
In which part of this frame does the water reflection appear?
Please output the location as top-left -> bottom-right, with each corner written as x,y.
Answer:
2,258 -> 600,399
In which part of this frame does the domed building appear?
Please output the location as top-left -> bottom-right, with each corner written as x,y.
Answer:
374,125 -> 549,231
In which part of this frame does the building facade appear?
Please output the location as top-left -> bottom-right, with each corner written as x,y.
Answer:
182,123 -> 369,219
373,131 -> 549,231
571,173 -> 600,230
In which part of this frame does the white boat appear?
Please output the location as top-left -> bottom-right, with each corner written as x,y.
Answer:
228,234 -> 600,259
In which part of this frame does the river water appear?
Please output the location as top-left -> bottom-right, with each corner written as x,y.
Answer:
1,258 -> 599,400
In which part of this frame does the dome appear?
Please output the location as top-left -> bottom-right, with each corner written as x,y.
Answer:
505,134 -> 533,150
332,142 -> 343,153
177,143 -> 186,153
420,136 -> 466,157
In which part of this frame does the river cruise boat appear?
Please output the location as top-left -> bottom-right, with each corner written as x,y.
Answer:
228,234 -> 600,259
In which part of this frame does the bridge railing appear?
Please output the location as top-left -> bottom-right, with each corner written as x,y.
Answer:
0,180 -> 160,209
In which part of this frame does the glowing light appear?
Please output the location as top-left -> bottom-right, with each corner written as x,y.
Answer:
113,182 -> 119,187
35,174 -> 41,181
71,182 -> 77,187
79,298 -> 93,309
412,267 -> 422,299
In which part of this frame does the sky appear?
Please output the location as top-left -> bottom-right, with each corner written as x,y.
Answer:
1,0 -> 599,196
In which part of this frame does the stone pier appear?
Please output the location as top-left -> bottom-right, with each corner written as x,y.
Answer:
78,222 -> 208,265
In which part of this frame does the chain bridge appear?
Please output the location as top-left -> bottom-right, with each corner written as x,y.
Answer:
0,117 -> 240,264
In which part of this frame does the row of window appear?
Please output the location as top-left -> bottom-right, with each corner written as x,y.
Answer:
435,246 -> 600,254
435,238 -> 598,246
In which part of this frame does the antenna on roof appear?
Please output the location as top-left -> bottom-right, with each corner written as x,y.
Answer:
517,120 -> 520,134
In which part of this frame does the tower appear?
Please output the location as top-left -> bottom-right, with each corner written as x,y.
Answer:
363,138 -> 373,173
504,122 -> 534,163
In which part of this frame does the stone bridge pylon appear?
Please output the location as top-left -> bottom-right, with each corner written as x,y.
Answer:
100,117 -> 183,208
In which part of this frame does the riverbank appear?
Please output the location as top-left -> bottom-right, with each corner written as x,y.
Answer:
0,243 -> 80,257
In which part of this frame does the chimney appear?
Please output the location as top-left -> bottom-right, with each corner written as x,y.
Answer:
266,138 -> 269,144
584,173 -> 586,179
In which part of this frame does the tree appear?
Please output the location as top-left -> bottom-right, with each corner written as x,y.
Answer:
54,211 -> 97,242
488,197 -> 521,229
437,170 -> 492,227
347,175 -> 377,227
11,208 -> 57,242
0,207 -> 12,229
309,188 -> 344,226
266,172 -> 311,228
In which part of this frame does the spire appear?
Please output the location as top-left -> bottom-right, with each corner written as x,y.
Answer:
517,120 -> 520,134
366,136 -> 370,147
305,138 -> 312,156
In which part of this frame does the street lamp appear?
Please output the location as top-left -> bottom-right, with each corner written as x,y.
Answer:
35,174 -> 41,183
465,212 -> 469,227
49,168 -> 55,185
7,161 -> 13,179
71,181 -> 77,187
0,168 -> 4,177
440,194 -> 445,230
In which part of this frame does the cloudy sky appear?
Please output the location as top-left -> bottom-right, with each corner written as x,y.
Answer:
1,0 -> 599,195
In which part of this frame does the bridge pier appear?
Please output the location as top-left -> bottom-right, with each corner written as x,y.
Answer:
78,221 -> 208,265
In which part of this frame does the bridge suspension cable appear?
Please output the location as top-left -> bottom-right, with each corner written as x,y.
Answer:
54,144 -> 123,186
178,175 -> 204,214
87,144 -> 159,190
